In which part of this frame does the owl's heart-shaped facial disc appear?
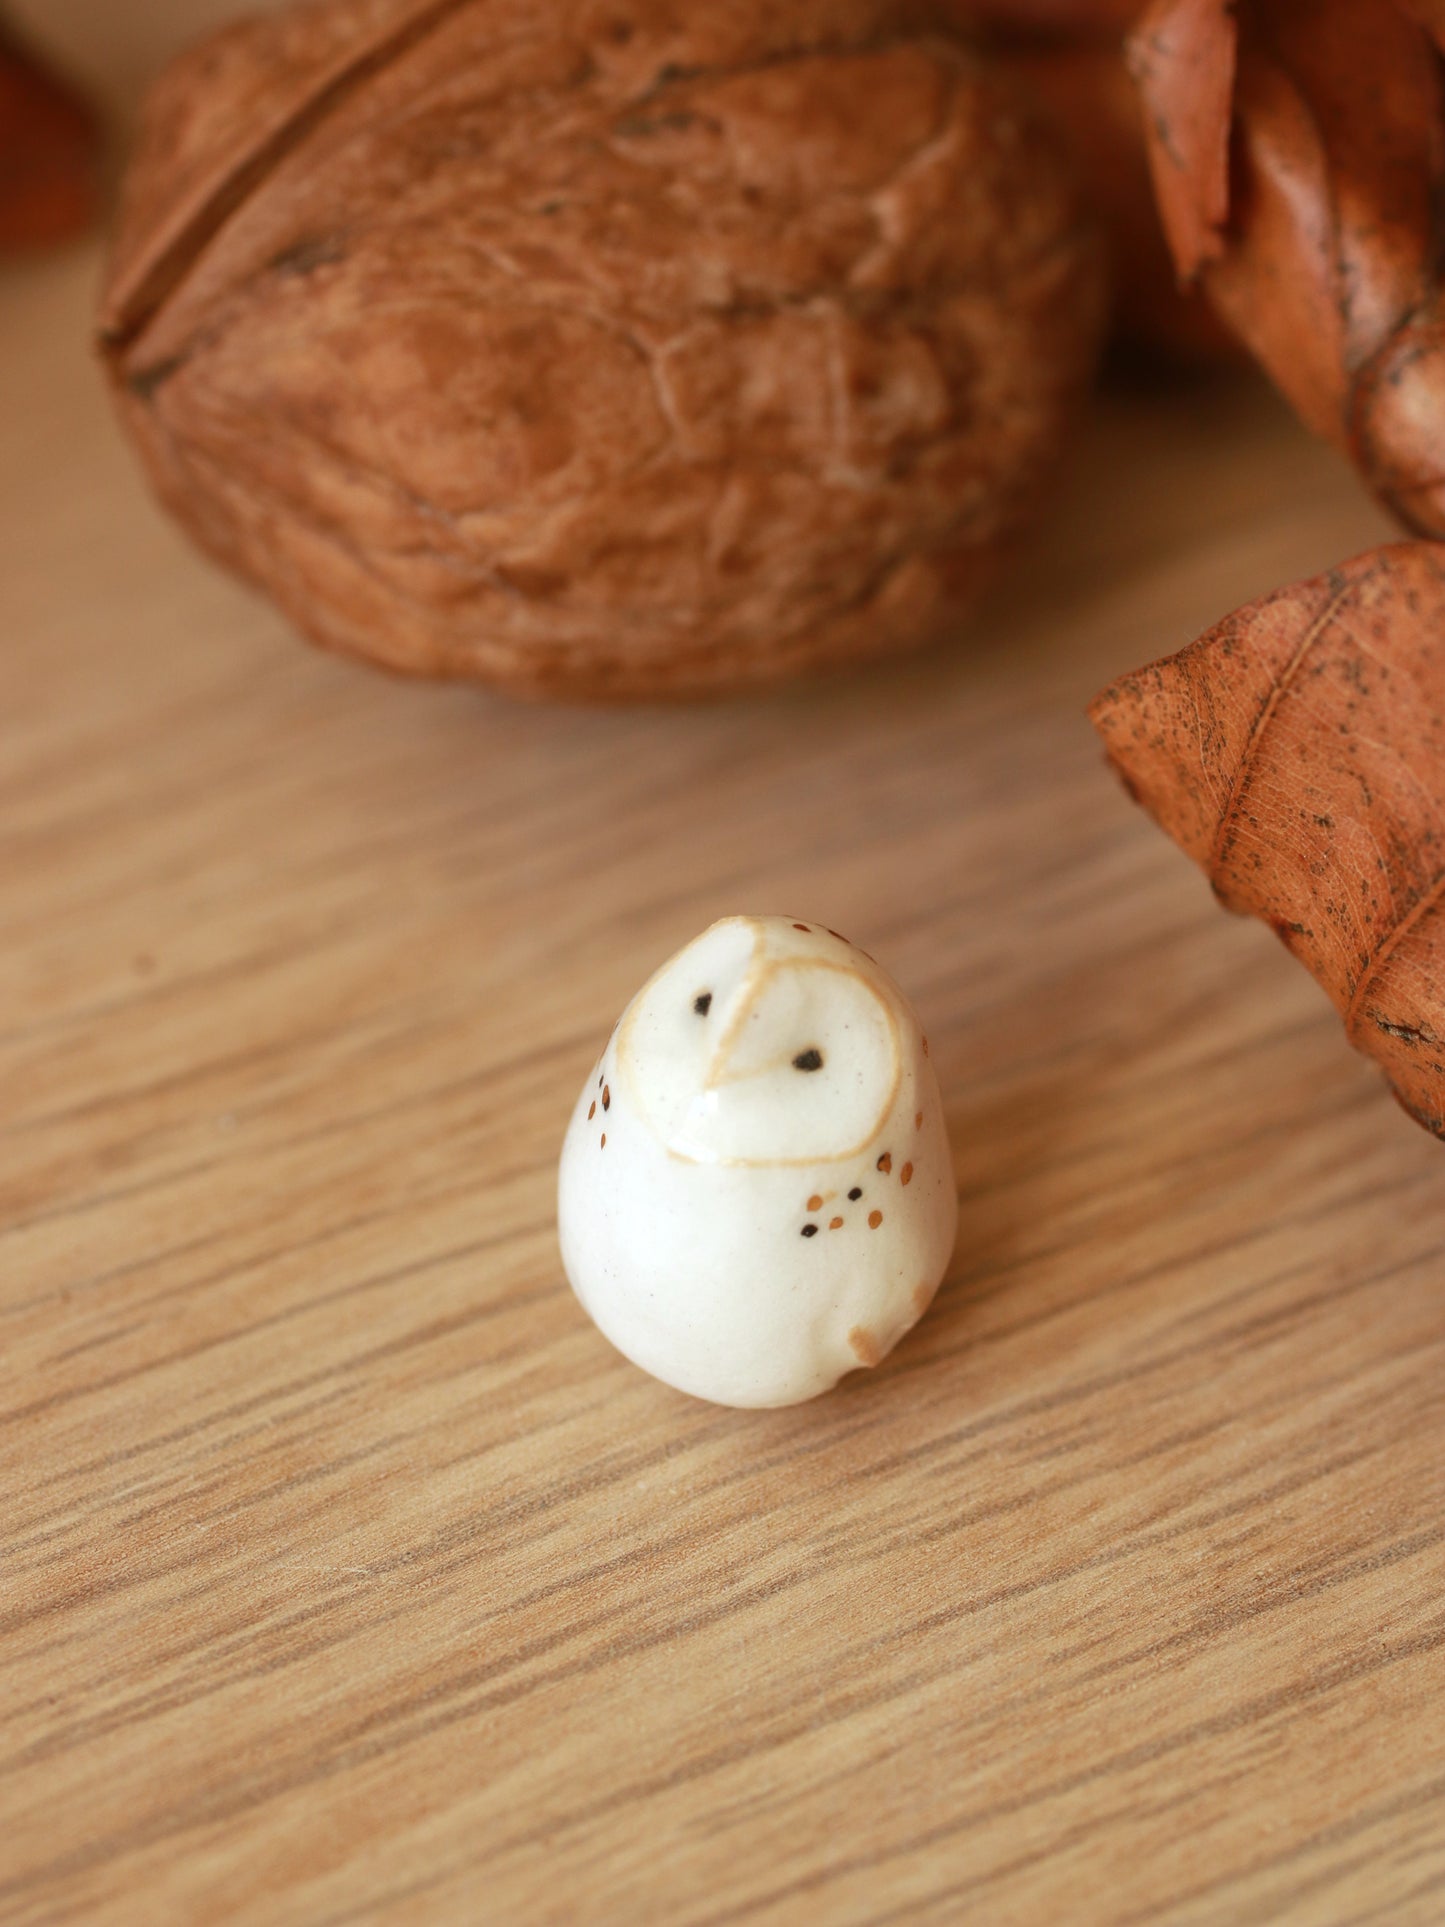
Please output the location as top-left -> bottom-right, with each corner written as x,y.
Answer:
618,918 -> 900,1165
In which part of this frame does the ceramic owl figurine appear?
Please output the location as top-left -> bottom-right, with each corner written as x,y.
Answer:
557,916 -> 957,1407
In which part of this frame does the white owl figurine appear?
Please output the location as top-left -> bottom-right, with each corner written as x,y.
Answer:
557,915 -> 957,1408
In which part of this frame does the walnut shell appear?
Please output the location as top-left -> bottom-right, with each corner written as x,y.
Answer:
98,0 -> 1105,700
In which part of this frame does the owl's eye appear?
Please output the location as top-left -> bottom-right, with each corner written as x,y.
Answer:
693,992 -> 712,1016
792,1048 -> 824,1072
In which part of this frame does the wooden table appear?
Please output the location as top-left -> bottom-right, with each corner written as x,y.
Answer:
6,226 -> 1445,1925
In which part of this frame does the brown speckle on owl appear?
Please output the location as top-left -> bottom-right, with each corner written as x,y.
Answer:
848,1327 -> 883,1367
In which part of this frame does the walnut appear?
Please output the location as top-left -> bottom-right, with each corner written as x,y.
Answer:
98,0 -> 1105,700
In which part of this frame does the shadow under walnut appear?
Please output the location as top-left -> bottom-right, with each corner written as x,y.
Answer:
97,0 -> 1105,701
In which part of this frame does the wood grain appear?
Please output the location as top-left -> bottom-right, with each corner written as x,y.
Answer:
4,230 -> 1445,1925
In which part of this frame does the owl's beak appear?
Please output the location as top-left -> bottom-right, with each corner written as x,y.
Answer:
701,965 -> 765,1090
702,958 -> 817,1089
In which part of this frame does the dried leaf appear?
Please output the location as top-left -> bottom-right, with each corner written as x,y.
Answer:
0,17 -> 100,251
1130,0 -> 1445,532
998,36 -> 1233,358
941,0 -> 1236,357
942,0 -> 1143,33
1090,544 -> 1445,1137
1126,0 -> 1234,281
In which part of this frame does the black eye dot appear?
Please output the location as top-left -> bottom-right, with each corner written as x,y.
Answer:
693,992 -> 712,1016
848,1187 -> 862,1201
800,1224 -> 818,1238
792,1048 -> 824,1073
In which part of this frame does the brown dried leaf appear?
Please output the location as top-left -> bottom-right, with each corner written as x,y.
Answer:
998,36 -> 1234,358
940,0 -> 1143,35
942,0 -> 1237,358
1127,0 -> 1234,281
1130,0 -> 1445,531
1090,544 -> 1445,1137
0,16 -> 100,252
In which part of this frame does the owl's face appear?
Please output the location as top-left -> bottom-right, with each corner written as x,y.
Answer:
617,916 -> 902,1165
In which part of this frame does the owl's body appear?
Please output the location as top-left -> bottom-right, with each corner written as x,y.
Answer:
558,916 -> 957,1407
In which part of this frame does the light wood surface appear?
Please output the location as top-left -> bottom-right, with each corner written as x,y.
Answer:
6,224 -> 1445,1926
